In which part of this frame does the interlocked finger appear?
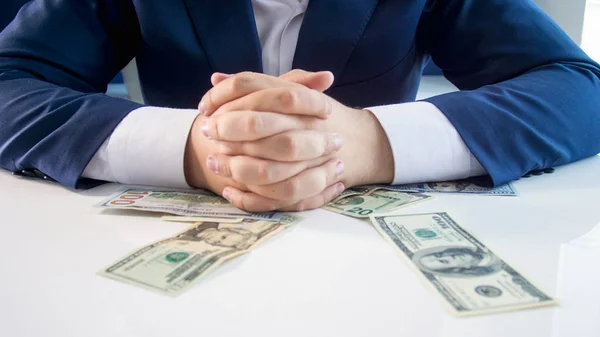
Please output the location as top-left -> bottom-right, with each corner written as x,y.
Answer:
215,130 -> 342,162
245,159 -> 344,201
279,69 -> 335,92
206,154 -> 333,186
199,72 -> 302,116
214,86 -> 334,119
279,182 -> 345,212
221,187 -> 295,213
211,70 -> 334,93
201,111 -> 310,141
221,180 -> 345,213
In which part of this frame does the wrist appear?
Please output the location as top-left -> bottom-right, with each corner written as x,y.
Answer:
367,107 -> 395,183
184,115 -> 209,189
343,108 -> 394,187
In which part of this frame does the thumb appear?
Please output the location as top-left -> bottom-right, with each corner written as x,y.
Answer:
279,69 -> 335,92
211,72 -> 233,86
210,69 -> 335,91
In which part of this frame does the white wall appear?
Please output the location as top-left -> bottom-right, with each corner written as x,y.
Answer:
535,0 -> 588,45
581,0 -> 600,61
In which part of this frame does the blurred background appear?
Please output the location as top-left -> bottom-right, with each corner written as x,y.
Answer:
1,0 -> 598,101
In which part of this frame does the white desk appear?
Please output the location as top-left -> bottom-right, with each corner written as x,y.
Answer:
2,78 -> 600,337
2,158 -> 600,337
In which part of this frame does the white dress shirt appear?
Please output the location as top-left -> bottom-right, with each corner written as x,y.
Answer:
83,0 -> 486,187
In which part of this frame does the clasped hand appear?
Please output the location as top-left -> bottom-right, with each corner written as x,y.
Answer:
184,70 -> 394,212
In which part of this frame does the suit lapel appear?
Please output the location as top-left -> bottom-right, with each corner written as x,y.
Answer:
293,0 -> 379,81
183,0 -> 262,74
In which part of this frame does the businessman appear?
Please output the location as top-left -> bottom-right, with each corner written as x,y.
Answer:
0,0 -> 599,212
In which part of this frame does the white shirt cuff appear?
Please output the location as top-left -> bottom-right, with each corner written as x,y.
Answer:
368,101 -> 487,185
82,106 -> 199,188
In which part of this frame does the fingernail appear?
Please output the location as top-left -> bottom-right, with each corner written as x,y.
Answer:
222,188 -> 232,202
201,119 -> 212,139
335,182 -> 345,196
206,155 -> 218,174
198,101 -> 207,115
336,161 -> 344,177
331,134 -> 343,152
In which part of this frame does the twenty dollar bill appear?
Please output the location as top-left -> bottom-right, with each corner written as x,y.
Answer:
324,190 -> 432,218
370,212 -> 555,315
99,215 -> 301,297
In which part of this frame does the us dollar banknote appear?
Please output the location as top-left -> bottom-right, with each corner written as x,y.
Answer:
99,215 -> 301,297
365,181 -> 518,196
324,189 -> 432,218
161,216 -> 244,224
370,212 -> 555,315
98,189 -> 283,221
330,186 -> 375,202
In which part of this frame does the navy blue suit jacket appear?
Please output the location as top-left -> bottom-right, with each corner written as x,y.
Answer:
1,0 -> 599,188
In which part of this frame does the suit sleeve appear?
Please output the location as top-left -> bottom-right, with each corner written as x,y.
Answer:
418,0 -> 600,186
0,0 -> 144,188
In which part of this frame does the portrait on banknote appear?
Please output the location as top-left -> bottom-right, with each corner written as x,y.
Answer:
426,182 -> 470,193
412,246 -> 503,277
175,220 -> 282,250
333,196 -> 366,206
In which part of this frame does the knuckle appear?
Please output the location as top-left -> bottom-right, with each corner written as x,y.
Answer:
319,134 -> 330,156
276,89 -> 298,110
256,161 -> 272,183
323,94 -> 333,116
308,89 -> 331,117
306,136 -> 323,157
282,69 -> 303,80
244,114 -> 263,134
212,117 -> 223,138
239,71 -> 254,77
227,157 -> 243,180
303,116 -> 318,131
285,178 -> 301,198
317,143 -> 327,158
239,198 -> 253,212
289,69 -> 303,76
237,194 -> 254,211
281,134 -> 299,159
230,73 -> 253,91
204,90 -> 215,110
221,158 -> 235,177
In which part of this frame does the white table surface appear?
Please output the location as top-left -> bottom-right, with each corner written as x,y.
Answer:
2,77 -> 600,337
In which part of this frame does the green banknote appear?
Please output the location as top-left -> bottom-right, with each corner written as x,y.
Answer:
365,181 -> 518,196
99,215 -> 301,297
97,189 -> 283,221
370,212 -> 555,316
324,189 -> 432,218
330,186 -> 375,203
